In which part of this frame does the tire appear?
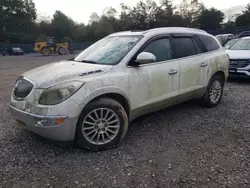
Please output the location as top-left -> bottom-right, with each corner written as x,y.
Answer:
76,98 -> 128,151
69,49 -> 74,54
202,75 -> 224,107
41,47 -> 50,56
58,47 -> 67,55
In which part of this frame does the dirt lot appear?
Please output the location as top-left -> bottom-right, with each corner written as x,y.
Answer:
1,54 -> 250,188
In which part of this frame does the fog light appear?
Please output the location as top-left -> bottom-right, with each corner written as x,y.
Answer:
35,117 -> 67,127
37,118 -> 49,126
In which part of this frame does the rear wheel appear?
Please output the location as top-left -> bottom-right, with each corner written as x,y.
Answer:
76,98 -> 128,151
41,47 -> 50,56
58,47 -> 67,55
202,75 -> 224,107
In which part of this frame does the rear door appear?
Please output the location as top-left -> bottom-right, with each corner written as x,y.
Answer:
172,35 -> 207,101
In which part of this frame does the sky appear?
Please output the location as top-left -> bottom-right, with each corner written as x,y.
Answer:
34,0 -> 250,24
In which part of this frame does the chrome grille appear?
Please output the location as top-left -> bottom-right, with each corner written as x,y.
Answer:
229,59 -> 250,68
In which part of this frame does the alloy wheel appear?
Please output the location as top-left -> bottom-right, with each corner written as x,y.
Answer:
209,80 -> 222,104
82,108 -> 120,145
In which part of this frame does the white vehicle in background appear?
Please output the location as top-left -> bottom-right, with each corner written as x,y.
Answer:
226,37 -> 250,78
10,27 -> 229,151
224,38 -> 239,49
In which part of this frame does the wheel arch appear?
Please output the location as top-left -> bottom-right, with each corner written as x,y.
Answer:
79,92 -> 131,120
211,71 -> 226,84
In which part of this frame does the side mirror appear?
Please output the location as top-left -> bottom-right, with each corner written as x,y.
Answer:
136,52 -> 156,64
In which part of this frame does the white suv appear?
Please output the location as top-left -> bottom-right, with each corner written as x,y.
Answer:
10,27 -> 229,151
226,37 -> 250,77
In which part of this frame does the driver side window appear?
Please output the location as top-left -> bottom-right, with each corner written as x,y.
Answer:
142,38 -> 173,63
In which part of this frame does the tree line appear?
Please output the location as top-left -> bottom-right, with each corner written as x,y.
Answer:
1,0 -> 250,44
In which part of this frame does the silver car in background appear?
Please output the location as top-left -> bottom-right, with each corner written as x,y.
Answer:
10,27 -> 229,151
215,34 -> 234,46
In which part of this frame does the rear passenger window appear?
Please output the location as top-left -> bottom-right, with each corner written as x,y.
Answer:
142,38 -> 172,62
173,37 -> 196,58
192,38 -> 203,54
198,35 -> 220,52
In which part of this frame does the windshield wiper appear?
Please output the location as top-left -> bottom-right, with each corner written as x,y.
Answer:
68,58 -> 96,64
77,60 -> 101,64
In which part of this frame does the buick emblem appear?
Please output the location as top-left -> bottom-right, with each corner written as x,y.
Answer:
230,61 -> 238,65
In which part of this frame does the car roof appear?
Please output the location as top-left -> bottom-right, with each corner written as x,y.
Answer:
109,27 -> 207,37
241,36 -> 250,39
240,31 -> 250,34
216,34 -> 234,36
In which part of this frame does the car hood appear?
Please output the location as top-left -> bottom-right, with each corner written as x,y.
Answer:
226,50 -> 250,59
22,60 -> 113,88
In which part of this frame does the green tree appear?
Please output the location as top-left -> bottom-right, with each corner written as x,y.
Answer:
88,12 -> 100,25
197,8 -> 224,30
36,34 -> 46,42
130,1 -> 148,29
179,0 -> 204,27
119,0 -> 161,30
0,0 -> 37,42
152,0 -> 185,27
72,24 -> 88,42
38,20 -> 52,36
102,7 -> 118,32
1,0 -> 234,44
119,3 -> 134,30
236,4 -> 250,27
51,10 -> 75,41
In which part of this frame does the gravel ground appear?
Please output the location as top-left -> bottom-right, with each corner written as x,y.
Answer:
1,54 -> 250,188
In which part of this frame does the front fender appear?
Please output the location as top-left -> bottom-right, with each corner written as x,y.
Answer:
72,86 -> 131,118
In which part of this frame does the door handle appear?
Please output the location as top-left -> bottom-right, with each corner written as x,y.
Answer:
200,62 -> 208,67
169,70 -> 178,75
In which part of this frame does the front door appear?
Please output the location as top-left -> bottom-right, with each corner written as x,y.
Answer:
127,37 -> 179,119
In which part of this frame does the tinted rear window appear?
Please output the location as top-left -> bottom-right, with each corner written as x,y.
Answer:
192,38 -> 203,54
173,37 -> 196,58
198,35 -> 220,52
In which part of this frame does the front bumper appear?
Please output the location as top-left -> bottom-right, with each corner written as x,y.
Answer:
10,105 -> 78,141
229,65 -> 250,77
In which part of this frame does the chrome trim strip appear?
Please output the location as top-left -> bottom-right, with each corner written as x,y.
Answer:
10,105 -> 68,119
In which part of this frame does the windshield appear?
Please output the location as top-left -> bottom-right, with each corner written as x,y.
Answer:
229,39 -> 250,50
74,35 -> 143,65
224,39 -> 239,49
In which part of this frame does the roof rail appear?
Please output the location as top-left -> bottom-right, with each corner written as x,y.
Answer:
130,30 -> 144,32
145,27 -> 207,34
109,30 -> 144,35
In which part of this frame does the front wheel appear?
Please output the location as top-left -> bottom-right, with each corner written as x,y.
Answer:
41,47 -> 50,56
76,98 -> 128,151
202,75 -> 224,107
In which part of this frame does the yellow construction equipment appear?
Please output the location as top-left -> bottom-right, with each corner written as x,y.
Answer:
34,37 -> 70,56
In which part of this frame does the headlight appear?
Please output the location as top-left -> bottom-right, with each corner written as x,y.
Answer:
39,81 -> 84,105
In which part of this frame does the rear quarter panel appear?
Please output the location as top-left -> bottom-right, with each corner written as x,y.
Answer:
206,49 -> 229,84
219,50 -> 229,79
